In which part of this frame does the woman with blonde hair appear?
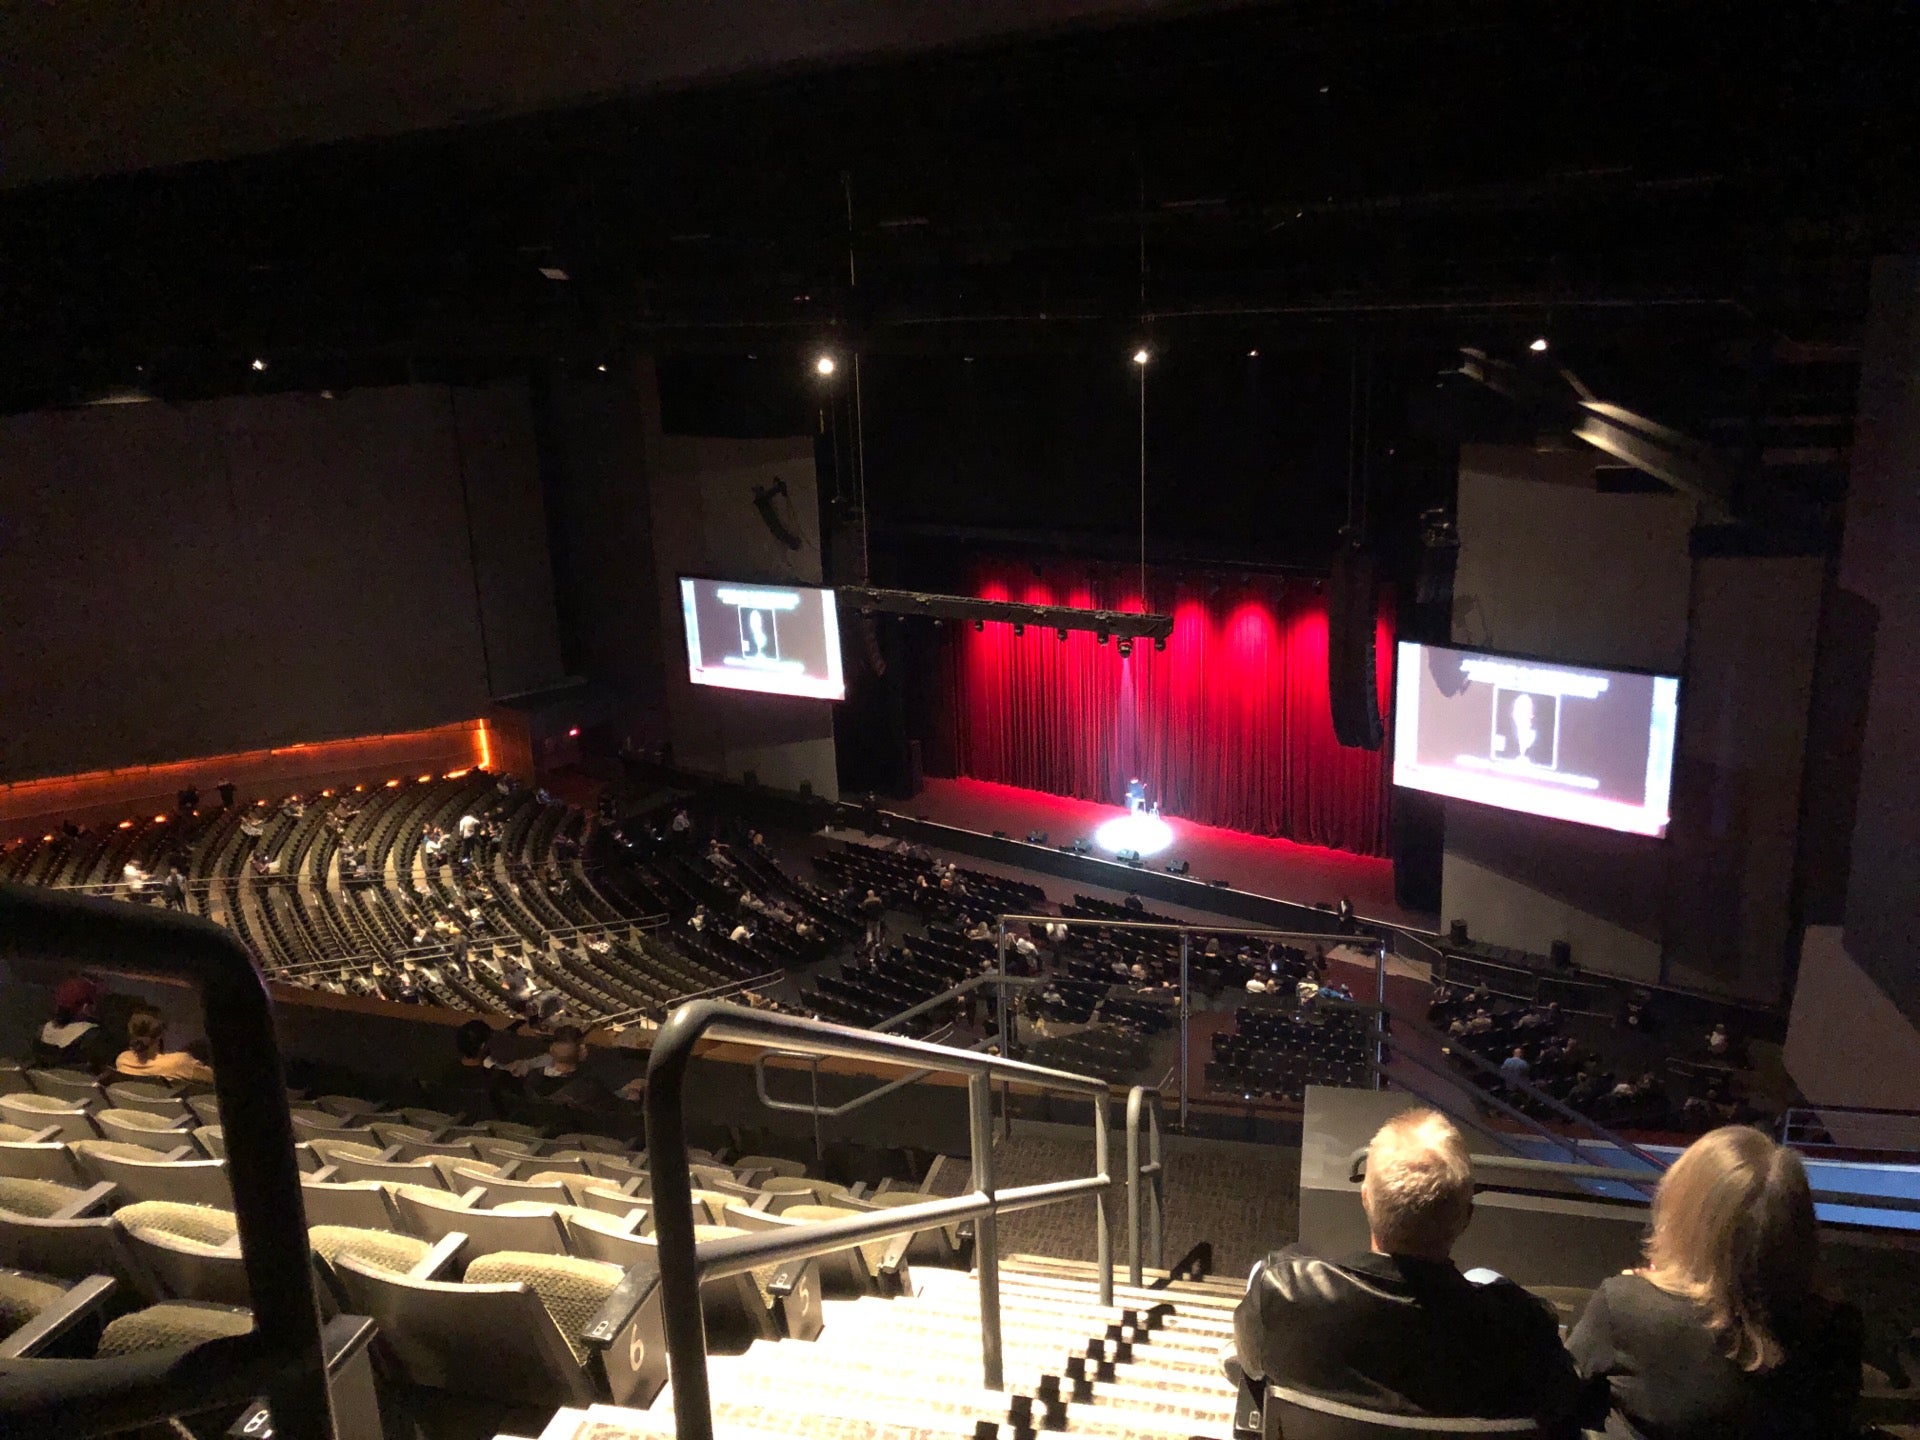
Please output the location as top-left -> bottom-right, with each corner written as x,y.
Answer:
1568,1125 -> 1859,1438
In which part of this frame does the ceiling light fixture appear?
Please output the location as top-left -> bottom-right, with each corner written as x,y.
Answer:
815,354 -> 837,376
1132,348 -> 1150,366
1529,336 -> 1550,353
250,358 -> 267,372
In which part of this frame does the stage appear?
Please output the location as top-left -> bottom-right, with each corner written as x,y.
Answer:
905,776 -> 1427,930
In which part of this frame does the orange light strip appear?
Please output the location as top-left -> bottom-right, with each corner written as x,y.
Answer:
0,720 -> 492,799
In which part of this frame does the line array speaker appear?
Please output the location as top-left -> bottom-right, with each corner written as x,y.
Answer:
1328,542 -> 1386,750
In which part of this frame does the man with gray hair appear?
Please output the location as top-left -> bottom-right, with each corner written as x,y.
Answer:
1232,1107 -> 1581,1430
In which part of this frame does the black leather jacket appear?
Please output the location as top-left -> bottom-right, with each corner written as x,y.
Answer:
1234,1246 -> 1584,1432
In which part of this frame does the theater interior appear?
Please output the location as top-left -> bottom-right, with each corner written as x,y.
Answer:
1,6 -> 1919,1439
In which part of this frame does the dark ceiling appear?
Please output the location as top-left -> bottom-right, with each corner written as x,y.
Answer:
0,0 -> 1910,552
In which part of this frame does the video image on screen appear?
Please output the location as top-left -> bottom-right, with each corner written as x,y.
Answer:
679,577 -> 846,701
1392,641 -> 1679,837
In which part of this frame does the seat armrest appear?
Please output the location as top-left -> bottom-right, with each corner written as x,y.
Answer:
878,1234 -> 914,1295
376,1145 -> 403,1162
0,1274 -> 116,1359
52,1181 -> 118,1221
308,1163 -> 339,1183
412,1231 -> 467,1280
158,1145 -> 195,1162
24,1127 -> 60,1144
582,1265 -> 666,1408
453,1186 -> 485,1207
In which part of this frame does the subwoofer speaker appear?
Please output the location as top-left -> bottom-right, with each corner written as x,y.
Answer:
1328,542 -> 1386,750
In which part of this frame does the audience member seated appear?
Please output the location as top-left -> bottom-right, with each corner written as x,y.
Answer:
33,978 -> 117,1073
1231,1107 -> 1581,1433
114,1007 -> 214,1086
1568,1125 -> 1861,1440
506,1024 -> 617,1112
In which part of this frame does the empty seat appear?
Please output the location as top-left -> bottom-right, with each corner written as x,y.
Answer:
103,1082 -> 191,1122
96,1299 -> 252,1357
448,1166 -> 569,1209
0,1094 -> 96,1145
193,1125 -> 225,1159
317,1147 -> 447,1190
550,1133 -> 627,1156
735,1154 -> 807,1179
735,1203 -> 883,1295
289,1110 -> 377,1144
0,1269 -> 115,1359
0,1137 -> 83,1185
332,1249 -> 624,1407
113,1200 -> 243,1305
313,1095 -> 384,1120
395,1188 -> 567,1261
861,1190 -> 963,1265
0,1176 -> 111,1221
300,1176 -> 402,1232
93,1107 -> 194,1152
23,1070 -> 103,1107
69,1142 -> 232,1209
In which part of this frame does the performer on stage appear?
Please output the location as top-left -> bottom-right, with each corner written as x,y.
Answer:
1125,776 -> 1148,814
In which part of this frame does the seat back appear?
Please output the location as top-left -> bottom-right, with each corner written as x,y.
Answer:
767,1204 -> 883,1293
313,1095 -> 385,1120
451,1167 -> 569,1209
93,1109 -> 194,1152
70,1144 -> 233,1208
395,1189 -> 566,1261
24,1070 -> 103,1107
0,1212 -> 133,1287
300,1177 -> 401,1232
0,1095 -> 96,1145
193,1125 -> 225,1159
0,1141 -> 82,1185
114,1201 -> 245,1306
323,1151 -> 448,1189
1261,1384 -> 1543,1440
103,1083 -> 191,1122
289,1110 -> 378,1144
735,1154 -> 807,1179
330,1254 -> 598,1407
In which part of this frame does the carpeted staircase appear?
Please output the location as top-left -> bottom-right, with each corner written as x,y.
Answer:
527,1253 -> 1243,1440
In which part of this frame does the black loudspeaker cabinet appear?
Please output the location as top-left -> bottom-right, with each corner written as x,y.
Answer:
1549,939 -> 1573,970
1328,544 -> 1386,750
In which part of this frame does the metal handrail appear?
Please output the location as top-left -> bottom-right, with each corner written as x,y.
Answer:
1125,1086 -> 1166,1286
1780,1103 -> 1920,1156
644,1001 -> 1117,1440
0,883 -> 333,1439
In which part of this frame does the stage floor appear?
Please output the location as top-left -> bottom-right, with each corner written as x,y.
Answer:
907,777 -> 1428,930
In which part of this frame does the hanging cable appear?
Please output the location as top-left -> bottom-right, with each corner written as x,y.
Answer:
843,170 -> 870,585
1137,165 -> 1149,604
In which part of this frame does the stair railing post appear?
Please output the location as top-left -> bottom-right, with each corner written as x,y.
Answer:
969,1070 -> 1004,1391
1178,932 -> 1191,1131
1126,1087 -> 1144,1287
1094,1088 -> 1113,1308
1149,1089 -> 1165,1271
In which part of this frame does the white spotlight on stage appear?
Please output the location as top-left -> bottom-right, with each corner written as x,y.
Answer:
1094,810 -> 1174,858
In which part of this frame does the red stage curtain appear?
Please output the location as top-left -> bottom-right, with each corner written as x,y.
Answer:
949,562 -> 1394,856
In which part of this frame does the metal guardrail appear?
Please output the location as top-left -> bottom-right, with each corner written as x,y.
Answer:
0,883 -> 333,1439
1781,1103 -> 1920,1157
1125,1086 -> 1165,1287
644,1002 -> 1117,1440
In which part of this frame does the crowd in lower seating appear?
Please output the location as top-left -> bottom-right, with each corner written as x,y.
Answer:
1428,981 -> 1774,1134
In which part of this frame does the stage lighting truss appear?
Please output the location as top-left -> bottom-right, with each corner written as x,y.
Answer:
836,588 -> 1174,645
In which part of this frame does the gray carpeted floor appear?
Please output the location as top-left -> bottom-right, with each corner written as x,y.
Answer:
990,1125 -> 1300,1281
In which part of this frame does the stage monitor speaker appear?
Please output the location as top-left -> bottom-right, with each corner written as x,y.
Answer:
1116,848 -> 1141,864
991,830 -> 1009,839
1070,839 -> 1091,854
1165,859 -> 1190,875
1328,542 -> 1386,750
1550,939 -> 1573,970
1449,919 -> 1469,947
1209,878 -> 1232,888
1026,830 -> 1048,845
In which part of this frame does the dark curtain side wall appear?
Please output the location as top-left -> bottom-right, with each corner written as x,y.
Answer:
944,559 -> 1393,857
